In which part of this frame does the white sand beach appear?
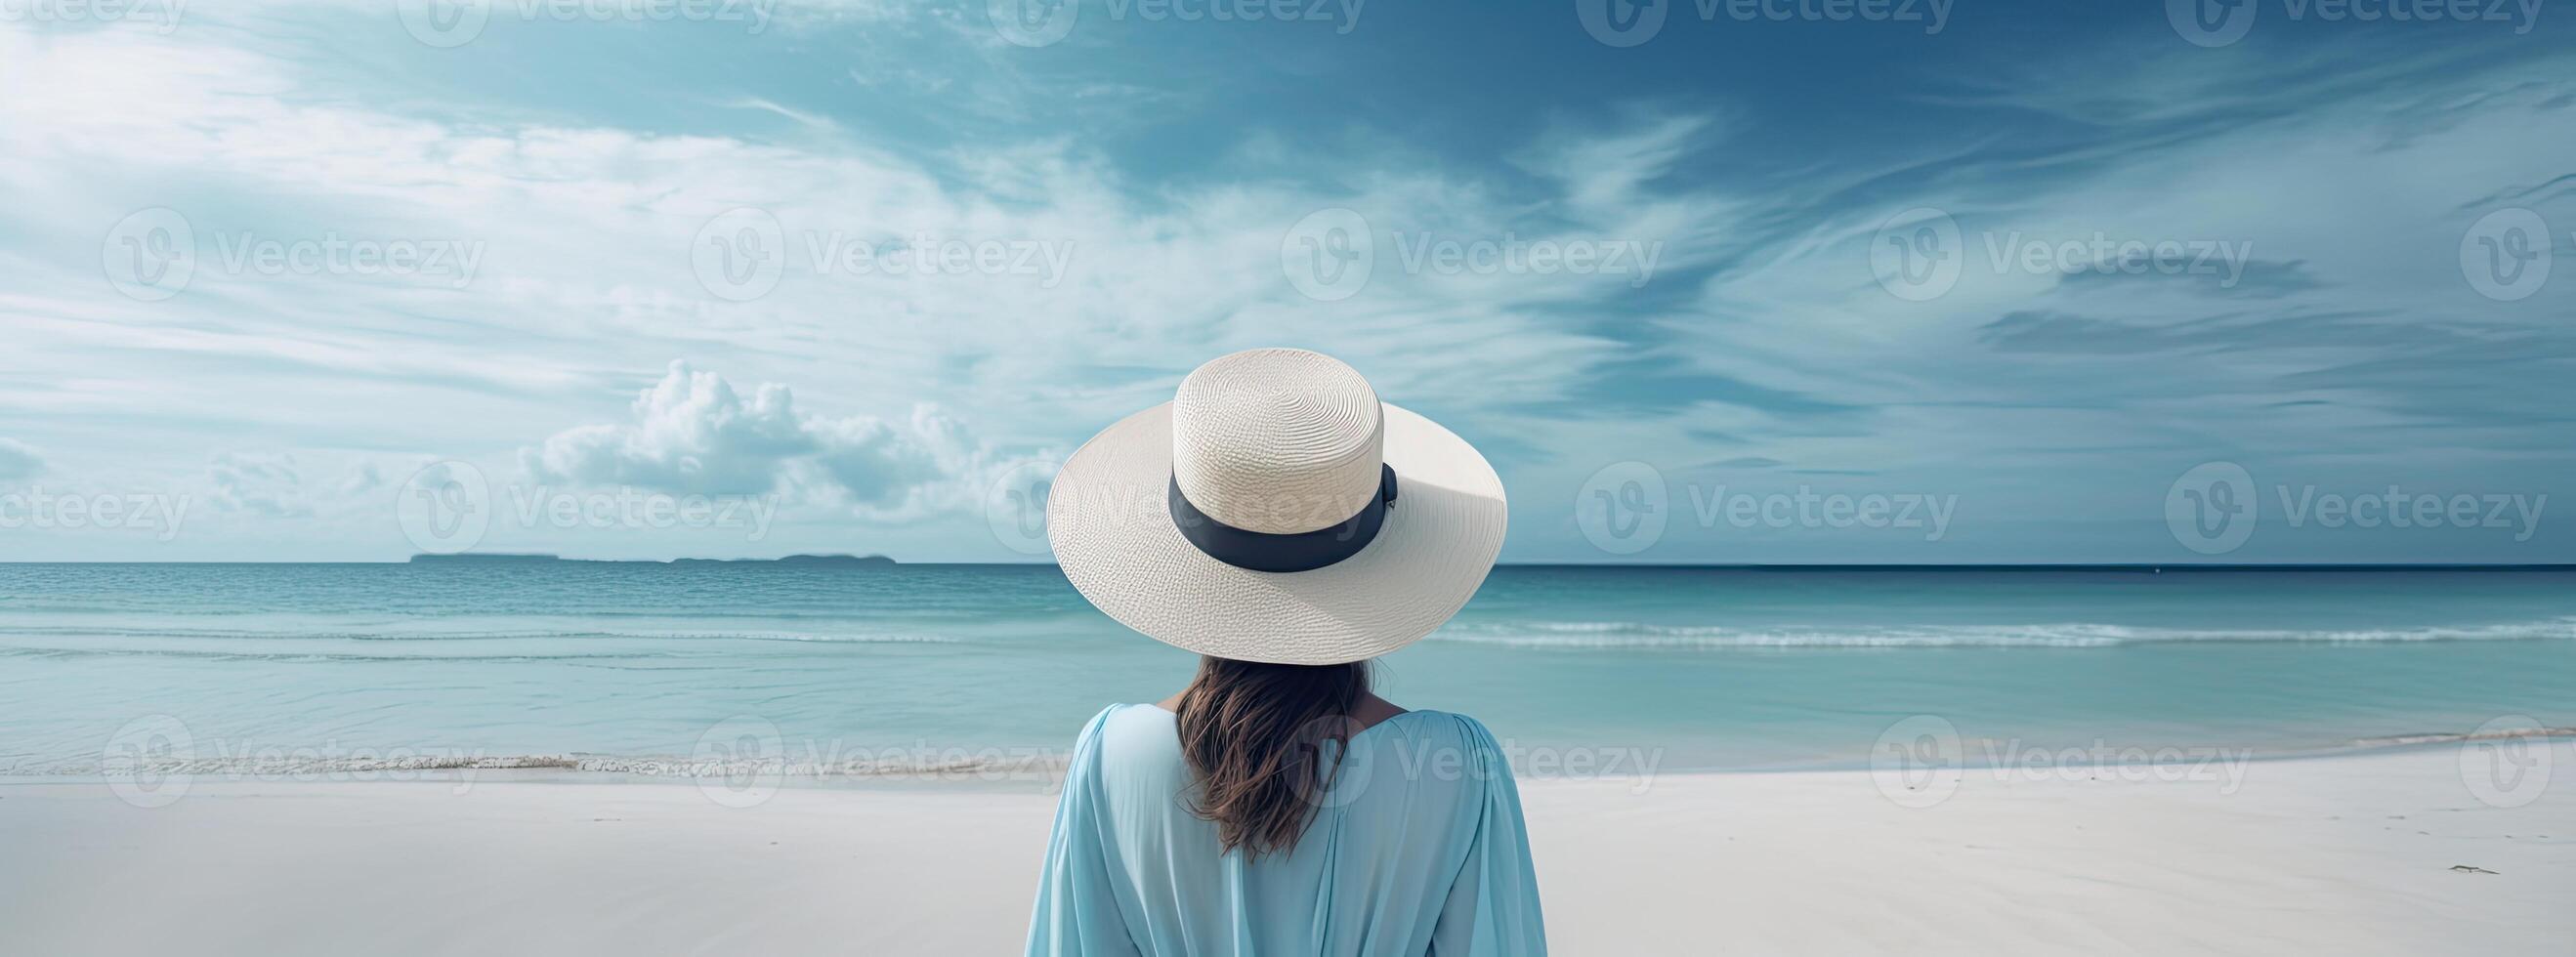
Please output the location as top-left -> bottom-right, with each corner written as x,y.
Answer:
4,743 -> 2569,956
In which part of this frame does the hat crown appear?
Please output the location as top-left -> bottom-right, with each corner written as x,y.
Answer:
1170,349 -> 1385,535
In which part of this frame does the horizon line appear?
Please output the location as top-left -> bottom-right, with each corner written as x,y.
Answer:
1,560 -> 2572,571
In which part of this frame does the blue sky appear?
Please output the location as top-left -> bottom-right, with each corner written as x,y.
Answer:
0,0 -> 2569,562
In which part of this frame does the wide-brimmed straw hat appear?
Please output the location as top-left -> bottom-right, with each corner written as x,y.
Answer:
1046,348 -> 1507,666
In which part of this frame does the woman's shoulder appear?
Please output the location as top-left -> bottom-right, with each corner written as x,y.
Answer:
1349,710 -> 1515,779
1072,703 -> 1185,763
1369,708 -> 1501,744
1069,704 -> 1503,755
1339,711 -> 1519,811
1063,702 -> 1166,726
1049,705 -> 1172,787
1074,703 -> 1501,738
1069,702 -> 1175,743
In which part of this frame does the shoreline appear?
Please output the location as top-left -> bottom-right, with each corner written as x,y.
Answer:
6,743 -> 2570,955
12,727 -> 2573,792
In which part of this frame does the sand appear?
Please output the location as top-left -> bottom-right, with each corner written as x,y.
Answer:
3,742 -> 2569,955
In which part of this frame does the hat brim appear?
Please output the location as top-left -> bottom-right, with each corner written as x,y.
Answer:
1045,401 -> 1506,665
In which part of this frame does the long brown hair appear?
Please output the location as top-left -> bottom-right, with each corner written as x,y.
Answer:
1172,655 -> 1371,856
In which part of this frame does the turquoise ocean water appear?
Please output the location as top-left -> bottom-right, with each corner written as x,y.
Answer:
2,562 -> 2571,782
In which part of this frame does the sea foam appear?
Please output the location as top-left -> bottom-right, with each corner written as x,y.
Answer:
1428,617 -> 2576,649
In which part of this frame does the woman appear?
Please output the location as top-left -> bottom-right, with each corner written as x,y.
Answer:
1029,349 -> 1545,955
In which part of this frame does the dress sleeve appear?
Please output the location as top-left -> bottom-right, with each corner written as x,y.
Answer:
1025,706 -> 1143,957
1429,717 -> 1549,956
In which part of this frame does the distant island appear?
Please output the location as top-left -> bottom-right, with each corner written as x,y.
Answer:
409,553 -> 897,566
672,554 -> 897,567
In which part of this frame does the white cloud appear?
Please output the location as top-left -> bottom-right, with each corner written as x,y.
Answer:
338,462 -> 384,496
523,361 -> 995,514
209,451 -> 312,517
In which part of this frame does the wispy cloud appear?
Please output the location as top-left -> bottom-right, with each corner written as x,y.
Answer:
0,8 -> 2567,561
0,438 -> 44,482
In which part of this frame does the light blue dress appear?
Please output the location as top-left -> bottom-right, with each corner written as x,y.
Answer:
1027,704 -> 1547,956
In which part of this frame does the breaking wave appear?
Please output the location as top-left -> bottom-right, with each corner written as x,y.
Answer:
1431,617 -> 2576,649
0,624 -> 956,644
26,749 -> 1070,783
